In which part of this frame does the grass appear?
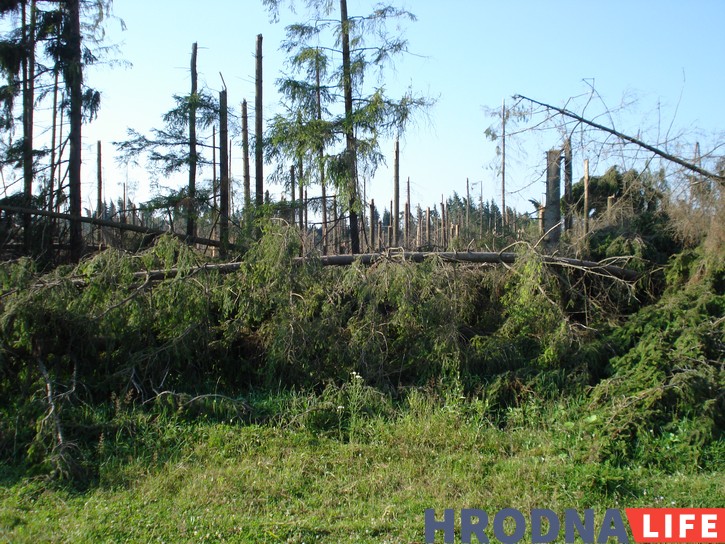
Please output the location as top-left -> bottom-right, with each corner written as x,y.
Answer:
1,390 -> 722,543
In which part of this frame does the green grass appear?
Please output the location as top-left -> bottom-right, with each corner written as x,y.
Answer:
1,393 -> 722,543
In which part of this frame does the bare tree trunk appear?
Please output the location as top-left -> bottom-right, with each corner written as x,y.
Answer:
315,53 -> 328,255
369,199 -> 375,251
22,0 -> 37,252
406,177 -> 411,249
466,177 -> 470,235
298,159 -> 304,231
425,207 -> 430,247
290,165 -> 296,224
96,141 -> 102,217
219,89 -> 229,256
393,138 -> 399,246
332,195 -> 338,253
96,141 -> 102,244
66,0 -> 83,261
55,92 -> 64,216
416,206 -> 422,248
212,126 -> 217,212
441,197 -> 447,248
340,0 -> 359,253
242,100 -> 251,234
48,66 -> 59,229
544,149 -> 562,246
564,138 -> 573,231
187,43 -> 198,240
501,99 -> 506,229
583,158 -> 590,236
255,34 -> 264,207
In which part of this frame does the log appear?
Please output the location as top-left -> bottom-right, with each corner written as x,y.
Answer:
127,251 -> 637,283
295,252 -> 638,281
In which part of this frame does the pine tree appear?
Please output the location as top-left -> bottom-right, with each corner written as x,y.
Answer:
263,0 -> 432,253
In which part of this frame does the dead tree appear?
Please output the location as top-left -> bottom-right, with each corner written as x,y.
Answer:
544,149 -> 562,247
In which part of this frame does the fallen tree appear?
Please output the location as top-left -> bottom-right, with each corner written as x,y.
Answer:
122,250 -> 639,283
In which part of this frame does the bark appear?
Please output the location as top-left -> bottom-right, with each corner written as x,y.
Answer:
219,89 -> 229,255
187,43 -> 198,240
315,50 -> 328,255
501,99 -> 506,228
339,0 -> 359,253
22,0 -> 36,251
66,0 -> 83,261
255,34 -> 264,207
393,139 -> 399,246
118,252 -> 639,283
242,100 -> 251,232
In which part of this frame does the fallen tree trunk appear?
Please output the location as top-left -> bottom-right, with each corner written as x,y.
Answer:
298,251 -> 640,281
515,94 -> 725,187
129,251 -> 639,282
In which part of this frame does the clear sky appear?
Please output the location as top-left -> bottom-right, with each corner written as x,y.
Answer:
81,0 -> 725,217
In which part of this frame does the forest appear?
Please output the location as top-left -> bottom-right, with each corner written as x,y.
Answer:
0,0 -> 723,542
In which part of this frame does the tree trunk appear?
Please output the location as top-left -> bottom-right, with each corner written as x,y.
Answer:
583,158 -> 590,236
339,0 -> 359,253
255,34 -> 264,207
219,89 -> 229,256
544,149 -> 562,247
564,138 -> 573,231
212,125 -> 217,212
48,63 -> 59,245
187,42 -> 198,240
393,138 -> 399,246
242,100 -> 251,234
22,0 -> 37,252
66,0 -> 83,261
290,165 -> 296,224
316,53 -> 328,255
406,176 -> 411,248
501,99 -> 506,229
96,141 -> 102,244
298,159 -> 304,231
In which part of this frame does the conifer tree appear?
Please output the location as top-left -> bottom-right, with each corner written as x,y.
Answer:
263,0 -> 431,253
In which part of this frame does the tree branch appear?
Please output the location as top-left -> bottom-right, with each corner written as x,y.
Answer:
514,94 -> 725,186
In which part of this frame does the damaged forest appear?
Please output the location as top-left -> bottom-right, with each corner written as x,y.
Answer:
0,1 -> 723,542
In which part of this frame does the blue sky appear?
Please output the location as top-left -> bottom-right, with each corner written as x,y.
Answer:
82,0 -> 725,216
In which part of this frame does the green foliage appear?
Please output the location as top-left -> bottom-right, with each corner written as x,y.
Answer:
587,249 -> 724,469
1,226 -> 722,485
263,0 -> 432,208
115,91 -> 219,177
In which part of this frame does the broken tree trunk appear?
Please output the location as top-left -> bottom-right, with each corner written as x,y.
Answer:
122,251 -> 638,283
219,88 -> 229,256
187,42 -> 198,240
255,35 -> 264,208
544,149 -> 562,246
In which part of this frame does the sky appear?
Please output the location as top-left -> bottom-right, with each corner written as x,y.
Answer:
77,0 -> 725,217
